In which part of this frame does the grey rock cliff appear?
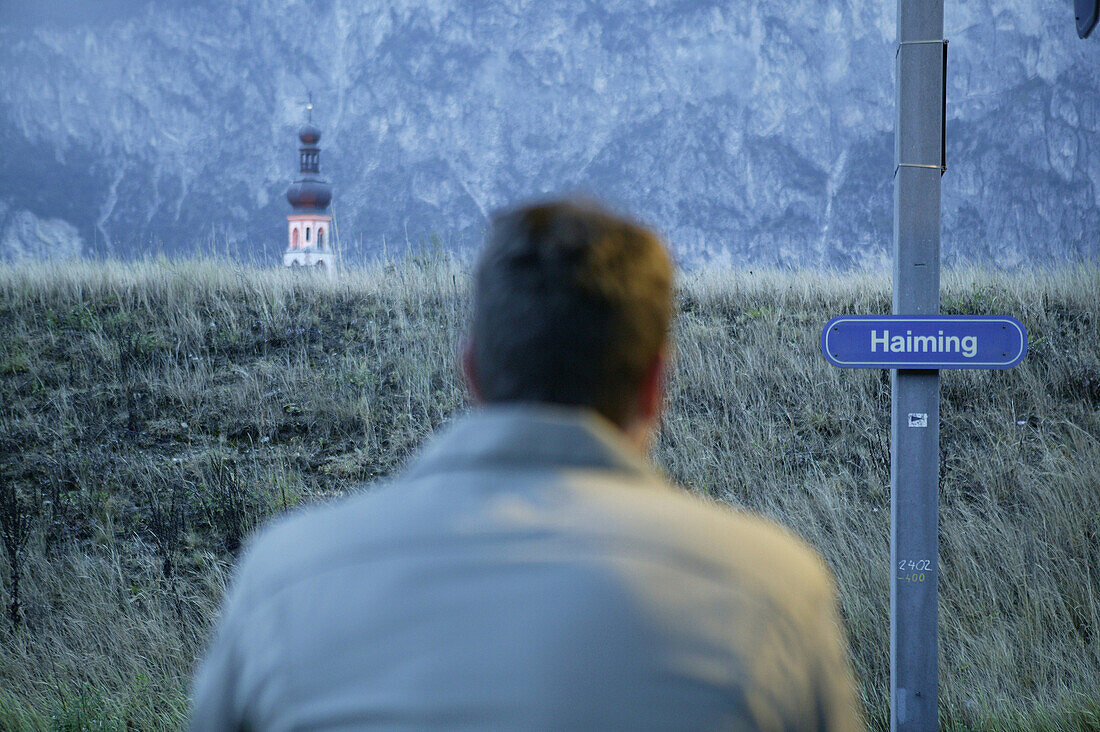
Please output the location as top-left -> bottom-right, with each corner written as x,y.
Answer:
0,0 -> 1097,267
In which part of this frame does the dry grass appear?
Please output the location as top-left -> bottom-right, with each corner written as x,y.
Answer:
0,255 -> 1097,730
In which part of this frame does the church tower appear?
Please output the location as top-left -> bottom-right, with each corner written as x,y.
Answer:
284,100 -> 336,273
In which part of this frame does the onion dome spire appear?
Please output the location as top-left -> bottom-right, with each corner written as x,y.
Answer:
286,95 -> 332,211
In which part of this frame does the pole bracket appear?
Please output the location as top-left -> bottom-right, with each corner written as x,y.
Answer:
894,39 -> 947,56
894,162 -> 946,176
894,39 -> 949,177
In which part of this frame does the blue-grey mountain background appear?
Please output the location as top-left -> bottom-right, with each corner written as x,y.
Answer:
1,0 -> 1098,268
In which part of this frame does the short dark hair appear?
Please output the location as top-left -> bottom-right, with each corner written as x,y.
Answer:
469,199 -> 674,427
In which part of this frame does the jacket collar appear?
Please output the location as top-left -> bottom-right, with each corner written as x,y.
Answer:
403,402 -> 654,481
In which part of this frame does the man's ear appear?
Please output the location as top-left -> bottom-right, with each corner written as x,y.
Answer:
461,340 -> 483,403
637,348 -> 668,423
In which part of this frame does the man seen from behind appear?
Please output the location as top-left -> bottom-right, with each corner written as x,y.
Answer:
190,199 -> 865,730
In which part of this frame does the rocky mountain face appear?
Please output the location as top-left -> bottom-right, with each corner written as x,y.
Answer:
1,0 -> 1097,268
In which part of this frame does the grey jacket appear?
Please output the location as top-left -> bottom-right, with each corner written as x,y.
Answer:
190,403 -> 864,731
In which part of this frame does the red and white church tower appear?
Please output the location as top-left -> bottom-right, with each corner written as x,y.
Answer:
284,102 -> 336,273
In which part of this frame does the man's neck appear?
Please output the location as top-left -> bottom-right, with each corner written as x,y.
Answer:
621,416 -> 657,458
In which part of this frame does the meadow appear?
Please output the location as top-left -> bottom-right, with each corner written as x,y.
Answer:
0,255 -> 1097,730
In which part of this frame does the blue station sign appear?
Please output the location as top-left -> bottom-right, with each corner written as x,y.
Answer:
821,315 -> 1027,369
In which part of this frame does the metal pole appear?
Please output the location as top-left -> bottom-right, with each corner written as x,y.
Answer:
892,0 -> 944,729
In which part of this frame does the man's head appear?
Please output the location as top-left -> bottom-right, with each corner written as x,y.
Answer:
463,199 -> 675,450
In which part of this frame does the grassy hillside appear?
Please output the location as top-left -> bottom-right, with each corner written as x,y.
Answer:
0,256 -> 1097,730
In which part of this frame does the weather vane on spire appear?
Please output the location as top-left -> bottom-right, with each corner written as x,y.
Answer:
306,91 -> 313,123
